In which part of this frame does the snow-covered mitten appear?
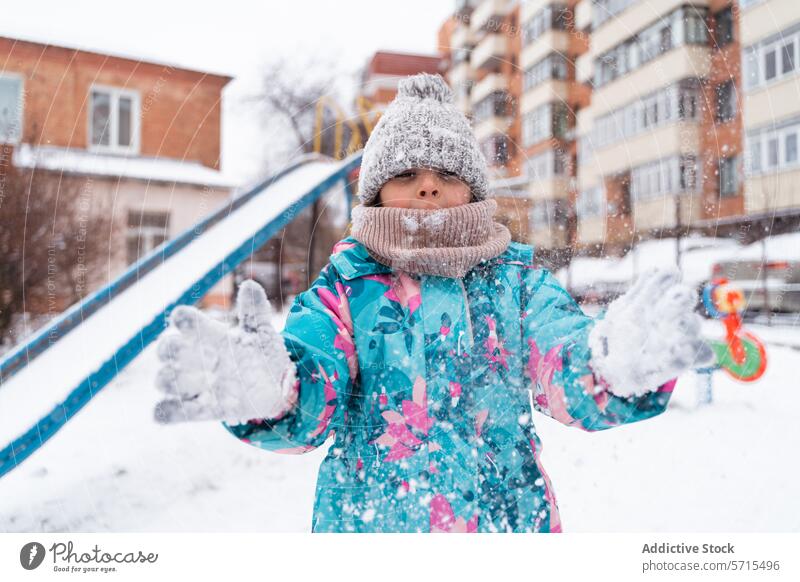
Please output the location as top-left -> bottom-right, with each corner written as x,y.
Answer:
153,280 -> 298,425
588,267 -> 715,398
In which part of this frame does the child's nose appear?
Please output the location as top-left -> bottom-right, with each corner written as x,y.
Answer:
416,172 -> 440,200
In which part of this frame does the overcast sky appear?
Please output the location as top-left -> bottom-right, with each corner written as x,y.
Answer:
2,0 -> 454,183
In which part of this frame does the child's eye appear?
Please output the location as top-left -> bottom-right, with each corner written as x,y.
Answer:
438,170 -> 458,180
394,171 -> 416,179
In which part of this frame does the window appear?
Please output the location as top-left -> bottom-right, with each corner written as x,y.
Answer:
748,139 -> 762,174
719,156 -> 738,197
523,3 -> 568,46
782,40 -> 796,74
525,149 -> 567,180
715,7 -> 734,46
0,74 -> 23,143
553,103 -> 569,138
593,7 -> 709,88
530,200 -> 552,228
523,53 -> 569,92
591,79 -> 701,149
685,9 -> 710,44
678,81 -> 700,119
765,49 -> 777,81
786,133 -> 798,164
744,24 -> 800,90
473,90 -> 510,123
716,80 -> 737,122
481,135 -> 509,166
577,186 -> 605,218
452,47 -> 471,65
522,102 -> 567,147
680,156 -> 698,191
746,120 -> 800,175
90,86 -> 139,152
767,137 -> 779,167
593,0 -> 637,29
630,156 -> 697,201
742,48 -> 760,90
126,210 -> 170,265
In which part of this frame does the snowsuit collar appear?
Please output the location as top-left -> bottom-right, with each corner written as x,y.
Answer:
349,199 -> 512,279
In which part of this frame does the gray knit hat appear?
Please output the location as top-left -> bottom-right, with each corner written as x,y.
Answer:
357,73 -> 490,207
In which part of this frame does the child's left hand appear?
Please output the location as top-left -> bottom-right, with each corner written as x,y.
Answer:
587,267 -> 716,397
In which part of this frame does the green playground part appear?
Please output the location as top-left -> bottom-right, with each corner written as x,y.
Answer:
709,336 -> 765,380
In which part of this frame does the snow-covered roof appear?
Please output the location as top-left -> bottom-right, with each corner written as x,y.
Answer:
12,144 -> 239,189
0,33 -> 233,79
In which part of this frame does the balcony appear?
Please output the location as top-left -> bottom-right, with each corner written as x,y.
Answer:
451,24 -> 472,50
470,0 -> 514,34
520,29 -> 571,71
575,0 -> 592,32
633,193 -> 702,231
455,0 -> 479,18
471,73 -> 507,105
471,32 -> 508,71
474,116 -> 512,142
527,176 -> 571,201
448,64 -> 475,115
448,60 -> 473,88
521,79 -> 569,114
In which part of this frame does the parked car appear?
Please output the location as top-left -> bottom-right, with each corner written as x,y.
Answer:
710,233 -> 800,314
711,259 -> 800,313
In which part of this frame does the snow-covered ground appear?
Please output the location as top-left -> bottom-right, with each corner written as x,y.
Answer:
1,302 -> 798,532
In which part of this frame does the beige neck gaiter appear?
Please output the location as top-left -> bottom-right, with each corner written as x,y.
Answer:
350,198 -> 512,279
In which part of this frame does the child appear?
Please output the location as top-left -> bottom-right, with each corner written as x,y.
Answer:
154,73 -> 714,533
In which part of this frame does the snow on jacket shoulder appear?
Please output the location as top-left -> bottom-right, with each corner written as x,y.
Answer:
222,236 -> 675,532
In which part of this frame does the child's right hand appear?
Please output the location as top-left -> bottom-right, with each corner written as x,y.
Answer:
153,280 -> 298,425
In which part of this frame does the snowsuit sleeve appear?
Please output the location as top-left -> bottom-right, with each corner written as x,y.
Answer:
520,267 -> 676,432
221,262 -> 357,454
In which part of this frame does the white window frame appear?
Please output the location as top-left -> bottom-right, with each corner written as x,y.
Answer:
593,6 -> 708,89
630,155 -> 696,202
126,209 -> 170,265
88,84 -> 141,154
577,185 -> 606,219
746,119 -> 800,176
591,79 -> 700,149
529,199 -> 553,228
0,71 -> 25,145
743,27 -> 800,92
719,156 -> 739,197
522,103 -> 554,147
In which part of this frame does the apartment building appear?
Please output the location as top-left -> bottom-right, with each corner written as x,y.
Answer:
740,0 -> 800,232
441,2 -> 581,251
0,35 -> 235,308
576,0 -> 710,251
441,0 -> 588,260
438,1 -> 800,258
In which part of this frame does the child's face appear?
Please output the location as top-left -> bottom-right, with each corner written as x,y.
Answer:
377,167 -> 471,209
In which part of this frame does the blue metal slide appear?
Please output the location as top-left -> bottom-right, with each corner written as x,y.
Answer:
0,153 -> 362,479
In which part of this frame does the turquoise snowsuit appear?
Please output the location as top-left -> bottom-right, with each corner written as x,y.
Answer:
222,236 -> 676,532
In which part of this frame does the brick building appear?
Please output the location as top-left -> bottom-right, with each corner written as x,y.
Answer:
360,50 -> 444,108
437,0 -> 800,260
0,35 -> 236,309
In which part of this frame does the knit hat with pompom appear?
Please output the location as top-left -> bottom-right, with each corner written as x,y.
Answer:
357,73 -> 490,207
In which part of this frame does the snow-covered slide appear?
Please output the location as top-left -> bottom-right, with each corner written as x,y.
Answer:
0,152 -> 362,479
